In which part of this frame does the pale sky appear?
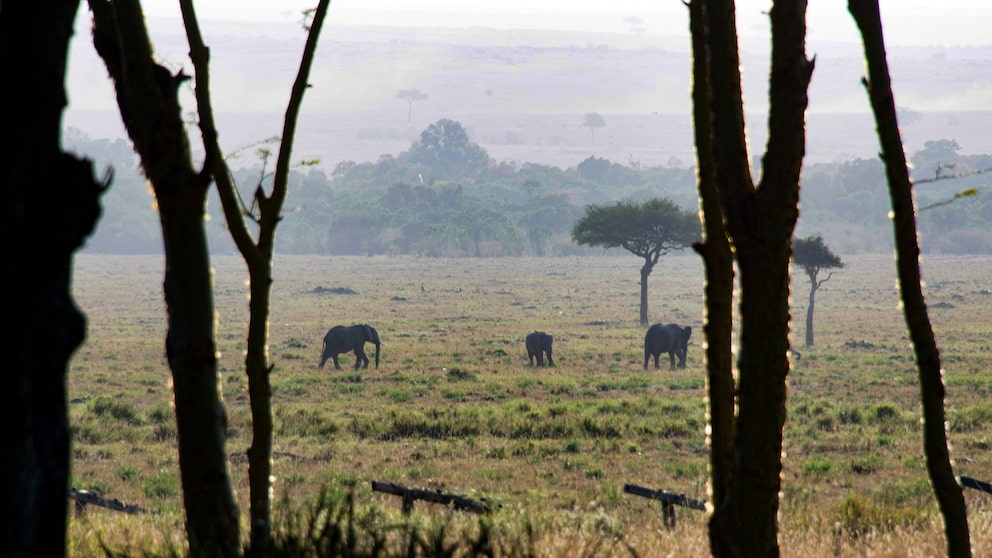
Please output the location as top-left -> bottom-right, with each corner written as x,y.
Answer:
132,0 -> 992,47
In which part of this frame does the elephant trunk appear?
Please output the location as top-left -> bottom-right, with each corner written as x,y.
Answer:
373,342 -> 380,368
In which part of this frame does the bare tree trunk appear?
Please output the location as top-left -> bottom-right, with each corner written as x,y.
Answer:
699,1 -> 811,555
687,0 -> 736,532
850,2 -> 972,556
805,281 -> 817,347
639,261 -> 651,326
186,2 -> 331,553
88,2 -> 240,555
1,2 -> 104,556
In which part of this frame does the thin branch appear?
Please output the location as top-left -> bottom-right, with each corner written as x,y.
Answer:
914,165 -> 992,185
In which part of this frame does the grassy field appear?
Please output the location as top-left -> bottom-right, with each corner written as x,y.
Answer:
66,253 -> 992,556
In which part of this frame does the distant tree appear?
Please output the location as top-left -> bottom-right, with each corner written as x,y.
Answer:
582,113 -> 606,145
576,155 -> 611,182
793,236 -> 843,347
897,105 -> 921,126
572,198 -> 698,325
405,119 -> 491,181
523,179 -> 541,198
396,89 -> 429,122
912,138 -> 963,180
622,16 -> 645,34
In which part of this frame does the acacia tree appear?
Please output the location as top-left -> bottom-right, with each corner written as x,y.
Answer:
686,0 -> 735,522
2,1 -> 105,555
690,0 -> 812,554
190,2 -> 330,553
572,198 -> 698,326
582,112 -> 606,145
850,1 -> 971,554
87,0 -> 240,553
88,1 -> 331,554
396,89 -> 428,122
793,235 -> 843,347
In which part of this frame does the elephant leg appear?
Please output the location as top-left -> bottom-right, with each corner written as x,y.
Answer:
332,355 -> 342,370
668,352 -> 677,369
546,352 -> 554,366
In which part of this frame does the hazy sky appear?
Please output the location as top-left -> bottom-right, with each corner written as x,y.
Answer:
135,0 -> 992,47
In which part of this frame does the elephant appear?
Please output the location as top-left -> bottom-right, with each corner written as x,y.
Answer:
526,331 -> 554,366
319,324 -> 380,370
643,323 -> 692,370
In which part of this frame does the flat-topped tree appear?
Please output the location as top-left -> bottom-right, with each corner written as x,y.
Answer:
793,235 -> 843,347
572,198 -> 698,326
396,89 -> 428,122
582,112 -> 606,145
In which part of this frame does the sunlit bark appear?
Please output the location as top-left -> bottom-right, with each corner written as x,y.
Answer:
185,0 -> 331,552
695,1 -> 811,554
88,1 -> 240,554
850,1 -> 972,556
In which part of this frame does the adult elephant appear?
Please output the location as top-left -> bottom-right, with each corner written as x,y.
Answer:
320,324 -> 381,370
526,331 -> 554,366
643,323 -> 691,370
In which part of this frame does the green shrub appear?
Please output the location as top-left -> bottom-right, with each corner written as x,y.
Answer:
833,491 -> 930,539
91,396 -> 141,424
949,403 -> 992,432
144,472 -> 179,499
802,457 -> 834,478
871,403 -> 901,423
275,407 -> 339,438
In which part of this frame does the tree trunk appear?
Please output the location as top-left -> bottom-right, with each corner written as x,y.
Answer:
700,1 -> 810,555
805,280 -> 818,347
88,2 -> 240,555
1,2 -> 104,556
639,260 -> 652,326
687,0 -> 736,527
188,2 -> 331,552
850,2 -> 972,555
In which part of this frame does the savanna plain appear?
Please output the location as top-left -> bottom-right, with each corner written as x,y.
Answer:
67,253 -> 992,556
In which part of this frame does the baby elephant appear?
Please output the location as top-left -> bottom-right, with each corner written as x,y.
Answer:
526,331 -> 554,366
644,323 -> 692,370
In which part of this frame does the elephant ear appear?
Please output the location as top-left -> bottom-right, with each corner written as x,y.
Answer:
363,324 -> 373,340
684,326 -> 692,341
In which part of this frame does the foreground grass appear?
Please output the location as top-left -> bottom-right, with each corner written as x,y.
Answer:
68,254 -> 992,556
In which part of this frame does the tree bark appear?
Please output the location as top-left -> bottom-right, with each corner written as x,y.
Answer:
850,2 -> 972,556
184,1 -> 331,553
805,279 -> 818,347
87,2 -> 240,555
686,0 -> 736,534
700,1 -> 811,555
639,260 -> 652,326
1,2 -> 104,557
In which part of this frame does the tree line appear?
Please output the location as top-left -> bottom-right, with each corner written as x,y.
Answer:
69,120 -> 992,257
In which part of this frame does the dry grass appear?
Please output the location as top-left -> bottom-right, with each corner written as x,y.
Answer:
67,253 -> 992,556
